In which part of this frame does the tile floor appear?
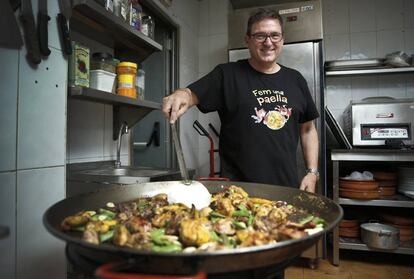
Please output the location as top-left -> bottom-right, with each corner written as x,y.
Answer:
286,250 -> 414,279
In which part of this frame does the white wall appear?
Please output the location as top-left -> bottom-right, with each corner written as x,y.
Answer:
323,0 -> 414,127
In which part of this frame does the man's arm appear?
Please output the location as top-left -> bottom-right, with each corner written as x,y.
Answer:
299,120 -> 319,193
162,88 -> 199,123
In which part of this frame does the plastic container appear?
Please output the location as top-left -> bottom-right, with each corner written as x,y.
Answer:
141,15 -> 154,39
91,52 -> 116,73
116,62 -> 137,98
90,70 -> 116,93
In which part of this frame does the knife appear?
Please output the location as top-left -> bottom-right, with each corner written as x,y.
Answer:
20,0 -> 41,64
38,0 -> 51,56
58,0 -> 72,55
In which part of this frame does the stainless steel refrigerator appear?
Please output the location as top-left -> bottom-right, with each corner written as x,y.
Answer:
228,0 -> 325,266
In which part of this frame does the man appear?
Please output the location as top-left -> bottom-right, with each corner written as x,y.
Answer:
162,9 -> 319,193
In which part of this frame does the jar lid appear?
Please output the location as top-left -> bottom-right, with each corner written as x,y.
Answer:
92,52 -> 113,60
118,62 -> 138,69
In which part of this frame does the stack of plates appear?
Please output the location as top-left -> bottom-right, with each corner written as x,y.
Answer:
398,166 -> 414,199
373,171 -> 398,197
339,219 -> 360,238
339,178 -> 379,200
381,213 -> 414,242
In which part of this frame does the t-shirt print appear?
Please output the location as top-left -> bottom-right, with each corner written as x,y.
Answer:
250,88 -> 292,130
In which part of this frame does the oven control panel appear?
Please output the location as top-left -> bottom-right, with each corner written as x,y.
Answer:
360,124 -> 411,140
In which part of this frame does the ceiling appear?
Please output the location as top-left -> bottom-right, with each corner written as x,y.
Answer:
230,0 -> 312,9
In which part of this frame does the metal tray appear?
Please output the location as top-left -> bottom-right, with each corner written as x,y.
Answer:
325,59 -> 385,69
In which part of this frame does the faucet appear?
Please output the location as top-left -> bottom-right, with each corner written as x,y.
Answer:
115,122 -> 129,168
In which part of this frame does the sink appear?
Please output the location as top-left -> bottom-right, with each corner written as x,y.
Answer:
79,167 -> 175,178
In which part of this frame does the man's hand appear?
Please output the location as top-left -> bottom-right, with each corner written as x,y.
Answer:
162,88 -> 196,124
299,173 -> 318,193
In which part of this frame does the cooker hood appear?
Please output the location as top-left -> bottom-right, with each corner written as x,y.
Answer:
228,0 -> 322,48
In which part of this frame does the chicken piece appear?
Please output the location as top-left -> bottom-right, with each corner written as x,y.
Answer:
61,215 -> 89,231
239,230 -> 274,247
82,229 -> 99,244
249,197 -> 273,205
113,225 -> 131,246
268,207 -> 287,223
179,218 -> 212,247
124,216 -> 151,234
254,204 -> 273,218
213,218 -> 235,235
215,198 -> 235,216
279,227 -> 307,239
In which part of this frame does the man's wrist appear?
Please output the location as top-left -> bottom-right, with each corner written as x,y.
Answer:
306,168 -> 319,178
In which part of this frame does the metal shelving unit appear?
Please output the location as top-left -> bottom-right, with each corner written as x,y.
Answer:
325,66 -> 414,76
331,149 -> 414,265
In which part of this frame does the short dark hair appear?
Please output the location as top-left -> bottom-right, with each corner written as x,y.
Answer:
246,9 -> 283,35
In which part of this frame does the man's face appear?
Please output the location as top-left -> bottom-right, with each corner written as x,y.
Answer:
245,18 -> 284,64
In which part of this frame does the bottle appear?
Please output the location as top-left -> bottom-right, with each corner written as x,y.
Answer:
113,0 -> 121,17
136,65 -> 145,100
129,0 -> 142,31
141,15 -> 154,39
119,0 -> 130,22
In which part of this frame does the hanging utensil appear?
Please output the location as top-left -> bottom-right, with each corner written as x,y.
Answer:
38,0 -> 51,56
57,0 -> 72,55
20,0 -> 41,64
0,0 -> 23,48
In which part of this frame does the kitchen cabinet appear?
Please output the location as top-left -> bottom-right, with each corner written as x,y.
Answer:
69,0 -> 163,139
331,149 -> 414,266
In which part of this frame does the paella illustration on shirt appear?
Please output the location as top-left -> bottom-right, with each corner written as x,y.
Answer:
251,105 -> 292,130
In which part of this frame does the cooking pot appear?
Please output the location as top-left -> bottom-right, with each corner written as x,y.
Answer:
360,223 -> 400,250
44,181 -> 342,275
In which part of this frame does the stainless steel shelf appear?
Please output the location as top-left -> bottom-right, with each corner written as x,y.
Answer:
331,149 -> 414,162
339,237 -> 414,255
326,66 -> 414,76
339,195 -> 414,208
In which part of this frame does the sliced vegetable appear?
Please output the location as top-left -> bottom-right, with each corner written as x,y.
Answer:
99,230 -> 114,242
98,208 -> 116,219
232,205 -> 250,217
233,221 -> 247,230
298,215 -> 314,225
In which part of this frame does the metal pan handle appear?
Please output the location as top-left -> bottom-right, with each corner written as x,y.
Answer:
193,120 -> 209,137
95,261 -> 206,279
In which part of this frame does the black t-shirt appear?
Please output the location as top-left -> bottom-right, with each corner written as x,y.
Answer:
188,59 -> 319,187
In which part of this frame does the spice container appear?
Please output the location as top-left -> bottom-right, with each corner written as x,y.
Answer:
141,15 -> 154,39
116,62 -> 137,98
91,53 -> 116,73
68,41 -> 90,87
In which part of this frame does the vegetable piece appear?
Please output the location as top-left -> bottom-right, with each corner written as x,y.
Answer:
150,229 -> 182,252
98,208 -> 116,219
232,205 -> 250,217
233,221 -> 247,230
298,215 -> 314,225
99,230 -> 114,242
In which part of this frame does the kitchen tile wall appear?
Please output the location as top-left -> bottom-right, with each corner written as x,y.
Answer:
0,1 -> 67,278
323,0 -> 414,127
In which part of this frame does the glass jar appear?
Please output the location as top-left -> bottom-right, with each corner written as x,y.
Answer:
135,65 -> 145,100
141,15 -> 154,39
129,0 -> 142,31
116,62 -> 137,98
91,52 -> 116,73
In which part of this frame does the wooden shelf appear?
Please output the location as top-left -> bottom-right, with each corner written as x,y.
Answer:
71,0 -> 162,62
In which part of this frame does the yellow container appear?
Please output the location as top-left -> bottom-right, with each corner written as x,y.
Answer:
116,62 -> 137,98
